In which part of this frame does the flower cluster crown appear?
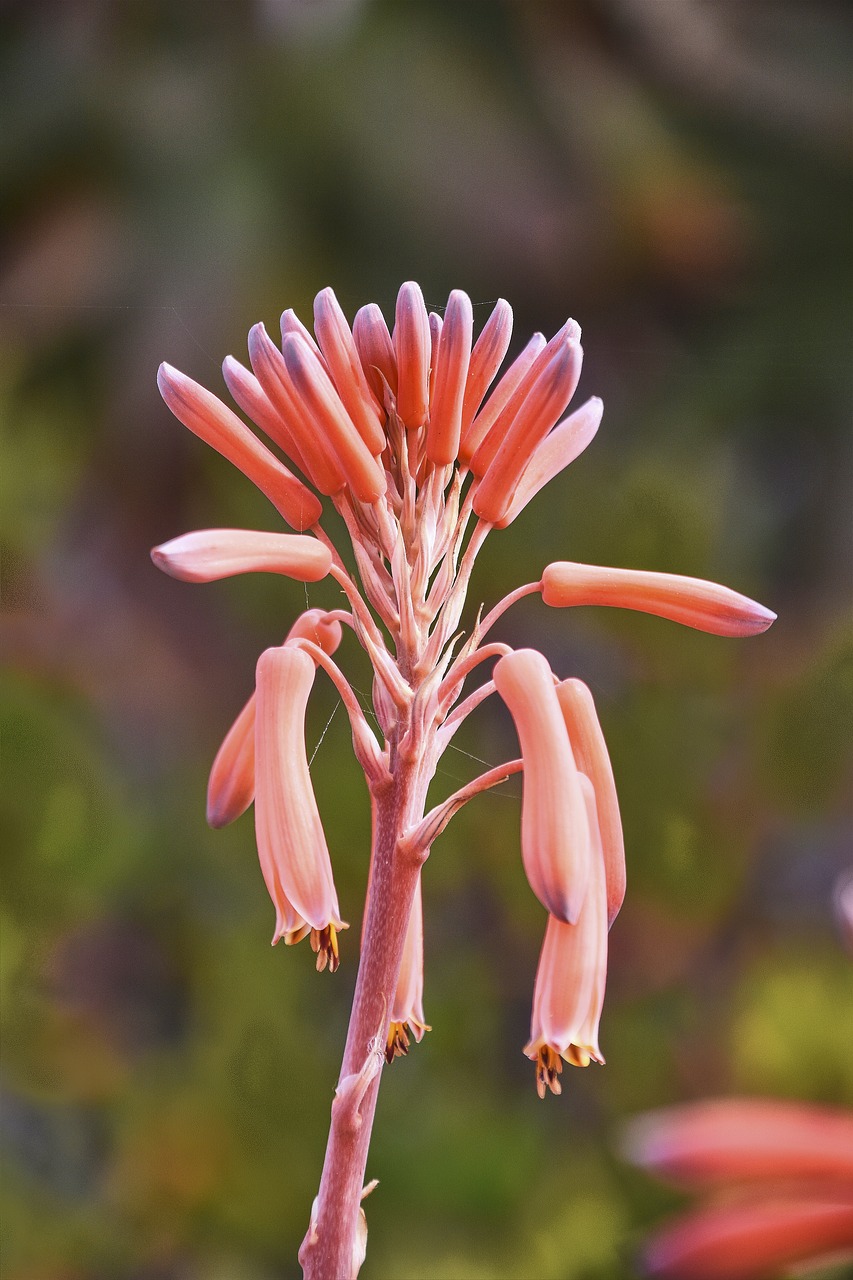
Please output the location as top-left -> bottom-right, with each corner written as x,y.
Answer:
152,281 -> 775,1089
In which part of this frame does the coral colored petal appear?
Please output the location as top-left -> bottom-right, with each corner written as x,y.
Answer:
151,529 -> 332,583
157,362 -> 321,531
459,298 -> 513,453
469,319 -> 581,477
495,396 -> 602,528
541,562 -> 777,636
473,336 -> 583,525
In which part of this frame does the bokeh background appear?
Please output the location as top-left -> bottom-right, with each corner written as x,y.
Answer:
2,2 -> 852,1277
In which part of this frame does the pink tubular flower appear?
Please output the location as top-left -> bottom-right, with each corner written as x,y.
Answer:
525,778 -> 608,1096
206,609 -> 343,830
624,1099 -> 853,1279
151,282 -> 776,1276
493,649 -> 590,923
254,645 -> 347,968
386,875 -> 430,1063
150,529 -> 332,583
541,561 -> 776,636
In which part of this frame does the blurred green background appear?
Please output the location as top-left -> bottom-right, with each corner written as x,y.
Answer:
2,2 -> 851,1278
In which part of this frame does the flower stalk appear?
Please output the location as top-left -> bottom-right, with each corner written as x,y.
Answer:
151,282 -> 775,1276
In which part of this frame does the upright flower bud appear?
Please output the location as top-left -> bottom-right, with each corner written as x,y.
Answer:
353,303 -> 398,401
282,334 -> 387,504
151,529 -> 332,584
525,778 -> 608,1098
427,289 -> 474,466
541,562 -> 777,636
556,677 -> 625,926
255,646 -> 347,968
493,649 -> 590,923
157,363 -> 320,531
313,288 -> 386,453
459,298 -> 513,450
393,281 -> 431,430
206,611 -> 343,830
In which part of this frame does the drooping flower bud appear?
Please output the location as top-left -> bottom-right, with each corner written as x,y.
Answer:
282,333 -> 387,504
255,645 -> 347,967
540,562 -> 777,636
151,529 -> 332,584
525,777 -> 608,1097
426,289 -> 474,466
157,362 -> 320,531
493,649 -> 590,923
493,396 -> 602,528
313,288 -> 386,453
386,875 -> 430,1062
556,677 -> 625,926
206,610 -> 343,830
393,281 -> 431,431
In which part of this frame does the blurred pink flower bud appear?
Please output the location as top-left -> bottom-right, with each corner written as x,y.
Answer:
221,353 -> 314,482
525,778 -> 608,1096
151,528 -> 332,584
541,561 -> 776,636
494,649 -> 590,923
255,645 -> 347,968
461,331 -> 545,467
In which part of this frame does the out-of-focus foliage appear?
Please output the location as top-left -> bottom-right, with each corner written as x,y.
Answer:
1,2 -> 850,1277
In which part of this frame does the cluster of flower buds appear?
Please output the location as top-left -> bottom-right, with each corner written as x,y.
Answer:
152,282 -> 775,1086
624,1099 -> 853,1278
